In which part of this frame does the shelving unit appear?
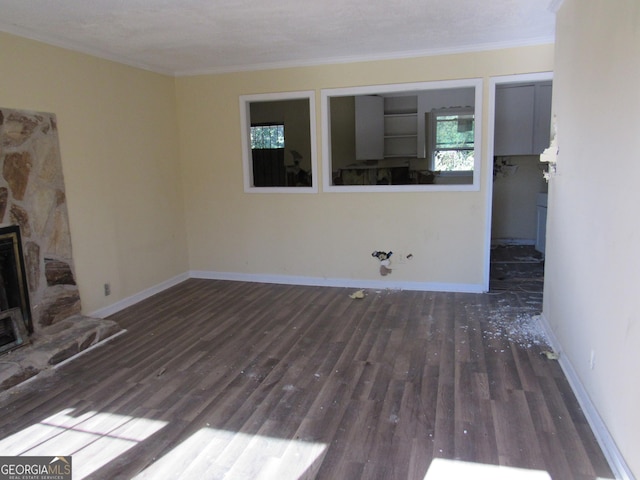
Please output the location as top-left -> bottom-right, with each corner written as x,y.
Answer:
384,113 -> 417,157
383,96 -> 418,158
355,94 -> 419,160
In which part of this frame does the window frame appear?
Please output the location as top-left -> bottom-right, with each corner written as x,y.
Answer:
321,78 -> 482,192
240,90 -> 318,193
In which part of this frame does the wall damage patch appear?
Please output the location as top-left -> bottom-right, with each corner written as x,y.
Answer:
372,250 -> 393,276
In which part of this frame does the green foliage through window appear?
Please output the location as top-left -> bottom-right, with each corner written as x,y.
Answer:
251,124 -> 285,149
432,111 -> 474,171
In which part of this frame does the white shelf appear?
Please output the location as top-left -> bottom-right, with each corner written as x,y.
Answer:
383,97 -> 417,158
355,95 -> 419,159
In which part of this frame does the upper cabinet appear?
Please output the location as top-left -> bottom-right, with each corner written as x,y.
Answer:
494,81 -> 553,156
355,95 -> 384,160
532,82 -> 553,154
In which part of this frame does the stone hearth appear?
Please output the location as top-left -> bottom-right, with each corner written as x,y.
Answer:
0,107 -> 121,389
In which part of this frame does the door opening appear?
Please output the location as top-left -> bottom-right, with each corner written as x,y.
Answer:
487,73 -> 553,294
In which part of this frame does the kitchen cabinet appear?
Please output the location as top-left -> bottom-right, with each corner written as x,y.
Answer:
494,81 -> 552,156
355,95 -> 384,160
532,82 -> 553,154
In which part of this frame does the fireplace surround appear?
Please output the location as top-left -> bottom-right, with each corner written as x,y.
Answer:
0,108 -> 80,333
0,107 -> 121,389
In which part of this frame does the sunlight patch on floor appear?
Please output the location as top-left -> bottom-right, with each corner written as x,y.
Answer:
134,427 -> 327,479
0,408 -> 167,479
424,458 -> 552,479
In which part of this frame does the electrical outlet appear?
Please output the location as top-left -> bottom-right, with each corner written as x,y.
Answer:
104,283 -> 111,296
590,350 -> 596,370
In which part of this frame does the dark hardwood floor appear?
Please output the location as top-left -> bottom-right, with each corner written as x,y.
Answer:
490,244 -> 545,295
0,273 -> 613,479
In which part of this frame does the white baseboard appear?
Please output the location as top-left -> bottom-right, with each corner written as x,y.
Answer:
88,273 -> 190,318
539,313 -> 635,480
89,271 -> 483,321
189,270 -> 484,294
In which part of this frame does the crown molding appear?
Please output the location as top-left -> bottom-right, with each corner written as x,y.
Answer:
0,23 -> 174,76
1,23 -> 554,77
175,36 -> 555,77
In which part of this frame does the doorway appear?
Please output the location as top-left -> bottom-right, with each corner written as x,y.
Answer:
486,73 -> 553,293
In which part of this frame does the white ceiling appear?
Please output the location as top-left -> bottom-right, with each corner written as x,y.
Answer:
0,0 -> 557,76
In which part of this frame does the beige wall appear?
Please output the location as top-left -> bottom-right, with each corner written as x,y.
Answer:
0,32 -> 554,304
544,0 -> 640,476
329,96 -> 356,170
176,46 -> 554,288
0,32 -> 189,314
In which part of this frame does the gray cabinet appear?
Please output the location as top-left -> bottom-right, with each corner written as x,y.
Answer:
495,82 -> 552,156
532,83 -> 553,154
355,96 -> 384,160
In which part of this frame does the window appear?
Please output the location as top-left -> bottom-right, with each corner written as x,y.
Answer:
430,108 -> 475,172
250,123 -> 287,187
240,91 -> 318,193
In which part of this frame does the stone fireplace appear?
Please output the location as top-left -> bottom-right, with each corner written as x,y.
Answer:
0,107 -> 121,389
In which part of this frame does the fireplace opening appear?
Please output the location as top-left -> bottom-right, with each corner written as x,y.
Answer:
0,225 -> 32,354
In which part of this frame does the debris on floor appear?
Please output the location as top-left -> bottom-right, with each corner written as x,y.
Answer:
482,308 -> 550,349
349,289 -> 365,299
542,350 -> 559,360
